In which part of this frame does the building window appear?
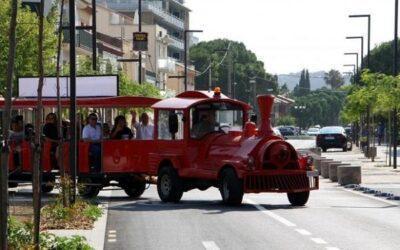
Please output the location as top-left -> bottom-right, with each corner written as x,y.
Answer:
158,110 -> 184,140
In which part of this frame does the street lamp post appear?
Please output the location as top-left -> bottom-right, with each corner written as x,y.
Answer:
393,0 -> 398,169
294,105 -> 307,134
184,29 -> 203,91
343,64 -> 356,84
344,52 -> 359,74
349,15 -> 371,68
346,36 -> 364,69
346,36 -> 369,154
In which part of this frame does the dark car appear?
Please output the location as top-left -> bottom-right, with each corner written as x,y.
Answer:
316,126 -> 352,152
278,126 -> 295,136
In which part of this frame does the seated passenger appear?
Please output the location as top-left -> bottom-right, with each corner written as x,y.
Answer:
24,123 -> 34,141
43,113 -> 59,168
132,112 -> 154,140
82,113 -> 101,141
192,111 -> 218,138
103,123 -> 111,139
110,116 -> 133,140
43,113 -> 59,142
82,113 -> 101,172
9,115 -> 24,169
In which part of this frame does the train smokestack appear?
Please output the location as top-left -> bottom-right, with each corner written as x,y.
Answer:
257,95 -> 274,137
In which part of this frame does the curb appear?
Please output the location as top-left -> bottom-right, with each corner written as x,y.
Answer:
48,190 -> 111,250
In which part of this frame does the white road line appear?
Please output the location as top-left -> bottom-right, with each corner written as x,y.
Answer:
295,229 -> 312,236
245,198 -> 296,227
246,198 -> 340,249
342,188 -> 399,206
202,241 -> 220,250
108,230 -> 116,234
108,234 -> 116,238
311,238 -> 327,244
108,239 -> 117,243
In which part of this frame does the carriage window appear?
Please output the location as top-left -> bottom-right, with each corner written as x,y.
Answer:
190,102 -> 244,139
158,110 -> 184,140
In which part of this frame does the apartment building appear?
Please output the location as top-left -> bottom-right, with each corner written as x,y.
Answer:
97,0 -> 197,91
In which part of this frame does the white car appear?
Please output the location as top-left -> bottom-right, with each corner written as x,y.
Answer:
307,127 -> 320,136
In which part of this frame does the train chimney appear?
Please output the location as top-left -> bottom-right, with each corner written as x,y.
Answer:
257,95 -> 274,137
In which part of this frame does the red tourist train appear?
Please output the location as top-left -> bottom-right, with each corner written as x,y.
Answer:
2,89 -> 318,205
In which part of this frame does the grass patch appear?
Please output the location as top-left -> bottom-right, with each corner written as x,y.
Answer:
41,199 -> 103,230
8,216 -> 93,250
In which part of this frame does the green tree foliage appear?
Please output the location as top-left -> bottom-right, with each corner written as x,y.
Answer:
276,115 -> 296,126
367,40 -> 400,75
291,89 -> 347,128
279,83 -> 290,95
324,69 -> 345,89
0,0 -> 57,94
119,72 -> 161,98
293,69 -> 311,96
341,71 -> 400,123
189,39 -> 278,107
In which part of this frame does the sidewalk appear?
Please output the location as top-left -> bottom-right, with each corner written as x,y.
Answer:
321,145 -> 400,197
8,186 -> 110,250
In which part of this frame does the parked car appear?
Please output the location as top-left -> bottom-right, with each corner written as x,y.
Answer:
316,126 -> 352,152
278,126 -> 295,136
307,127 -> 320,136
273,127 -> 284,138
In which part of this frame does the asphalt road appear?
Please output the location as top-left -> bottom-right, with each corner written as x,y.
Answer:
102,180 -> 400,250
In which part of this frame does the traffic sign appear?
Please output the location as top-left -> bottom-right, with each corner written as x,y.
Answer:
133,32 -> 148,51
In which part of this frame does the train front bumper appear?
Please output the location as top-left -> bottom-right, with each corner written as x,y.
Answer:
243,170 -> 319,193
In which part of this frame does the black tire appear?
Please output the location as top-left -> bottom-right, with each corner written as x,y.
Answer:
343,146 -> 348,152
41,184 -> 54,194
287,191 -> 310,206
123,179 -> 146,199
42,175 -> 55,193
78,178 -> 101,199
157,166 -> 183,202
219,168 -> 244,205
322,147 -> 327,152
8,182 -> 18,188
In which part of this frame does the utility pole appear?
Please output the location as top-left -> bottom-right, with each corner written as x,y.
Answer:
69,0 -> 77,203
92,0 -> 97,71
138,0 -> 142,84
33,1 -> 45,248
184,30 -> 203,91
1,1 -> 18,248
393,0 -> 398,169
208,58 -> 212,91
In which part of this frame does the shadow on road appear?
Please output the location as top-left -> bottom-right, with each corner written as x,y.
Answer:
104,197 -> 304,214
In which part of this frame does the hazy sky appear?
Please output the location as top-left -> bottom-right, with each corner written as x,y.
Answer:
185,0 -> 395,74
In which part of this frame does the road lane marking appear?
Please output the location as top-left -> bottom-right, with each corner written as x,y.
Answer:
245,198 -> 296,227
295,229 -> 312,236
108,230 -> 116,234
311,238 -> 327,244
342,188 -> 399,206
202,241 -> 220,250
245,198 -> 340,249
108,239 -> 116,243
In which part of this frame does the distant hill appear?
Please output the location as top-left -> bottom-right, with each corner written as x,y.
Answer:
278,71 -> 351,90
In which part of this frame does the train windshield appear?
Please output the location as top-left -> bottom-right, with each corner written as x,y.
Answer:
190,102 -> 243,139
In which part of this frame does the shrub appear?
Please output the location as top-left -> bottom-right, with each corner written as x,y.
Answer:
7,216 -> 93,250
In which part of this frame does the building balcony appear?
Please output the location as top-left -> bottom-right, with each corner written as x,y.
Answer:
63,29 -> 123,57
168,35 -> 184,50
105,0 -> 185,30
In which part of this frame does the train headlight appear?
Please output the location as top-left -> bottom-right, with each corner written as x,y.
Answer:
247,156 -> 255,170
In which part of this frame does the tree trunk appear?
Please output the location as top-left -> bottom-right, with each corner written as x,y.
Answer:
56,0 -> 68,207
0,1 -> 18,248
33,1 -> 45,248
